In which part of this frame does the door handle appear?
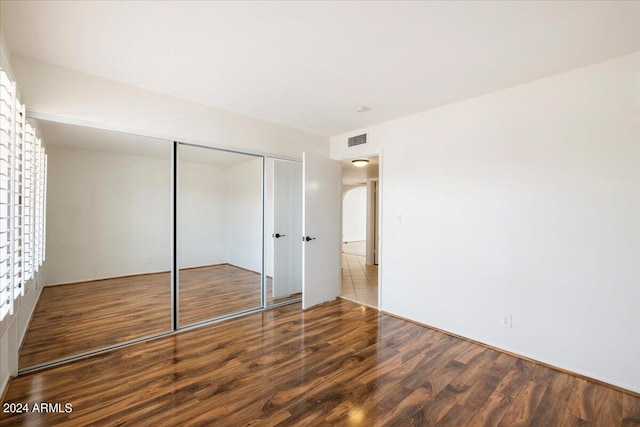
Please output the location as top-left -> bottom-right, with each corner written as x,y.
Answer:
273,233 -> 286,238
304,236 -> 316,242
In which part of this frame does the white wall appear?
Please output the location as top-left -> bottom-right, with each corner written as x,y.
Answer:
226,158 -> 263,272
331,52 -> 640,393
47,146 -> 263,281
46,146 -> 172,284
342,186 -> 367,242
10,55 -> 328,159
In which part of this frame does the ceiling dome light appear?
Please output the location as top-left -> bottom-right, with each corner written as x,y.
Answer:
355,106 -> 370,113
352,159 -> 369,167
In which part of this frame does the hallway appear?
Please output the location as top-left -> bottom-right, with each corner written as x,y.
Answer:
341,241 -> 378,307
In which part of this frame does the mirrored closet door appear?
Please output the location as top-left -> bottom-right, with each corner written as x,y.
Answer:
265,158 -> 302,306
18,122 -> 303,371
20,119 -> 173,369
177,144 -> 264,327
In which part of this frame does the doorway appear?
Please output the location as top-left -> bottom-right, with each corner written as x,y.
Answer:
340,156 -> 379,307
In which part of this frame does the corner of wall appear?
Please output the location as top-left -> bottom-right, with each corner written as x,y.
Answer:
0,32 -> 15,80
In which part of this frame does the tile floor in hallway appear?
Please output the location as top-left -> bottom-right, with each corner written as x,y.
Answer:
341,241 -> 378,307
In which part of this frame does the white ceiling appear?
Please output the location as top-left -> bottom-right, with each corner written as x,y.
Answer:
3,1 -> 639,137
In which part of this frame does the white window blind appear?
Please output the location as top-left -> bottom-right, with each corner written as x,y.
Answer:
0,70 -> 14,320
23,123 -> 34,283
0,68 -> 46,322
12,100 -> 24,301
33,130 -> 42,270
15,100 -> 26,298
41,153 -> 46,265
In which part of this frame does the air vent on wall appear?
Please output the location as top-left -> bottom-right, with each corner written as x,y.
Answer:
348,133 -> 367,147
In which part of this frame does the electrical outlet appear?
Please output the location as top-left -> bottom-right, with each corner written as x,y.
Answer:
146,257 -> 151,264
501,313 -> 512,329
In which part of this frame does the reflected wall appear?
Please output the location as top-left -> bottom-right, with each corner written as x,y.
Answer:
20,119 -> 172,368
177,144 -> 264,327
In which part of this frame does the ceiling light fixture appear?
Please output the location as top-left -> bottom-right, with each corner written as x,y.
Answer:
355,106 -> 370,113
352,159 -> 369,167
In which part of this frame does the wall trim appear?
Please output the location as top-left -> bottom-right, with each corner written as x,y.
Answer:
380,309 -> 640,398
45,263 -> 261,288
45,269 -> 172,287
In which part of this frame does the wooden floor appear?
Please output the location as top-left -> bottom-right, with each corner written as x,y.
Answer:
4,299 -> 639,426
19,265 -> 298,368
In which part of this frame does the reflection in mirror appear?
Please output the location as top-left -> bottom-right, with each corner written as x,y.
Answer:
19,119 -> 172,368
177,144 -> 263,327
265,159 -> 302,306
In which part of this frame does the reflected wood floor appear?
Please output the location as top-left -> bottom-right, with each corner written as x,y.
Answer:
19,265 -> 298,368
179,264 -> 262,326
4,299 -> 639,426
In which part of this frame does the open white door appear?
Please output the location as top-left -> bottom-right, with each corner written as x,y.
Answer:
273,160 -> 302,298
302,153 -> 341,309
